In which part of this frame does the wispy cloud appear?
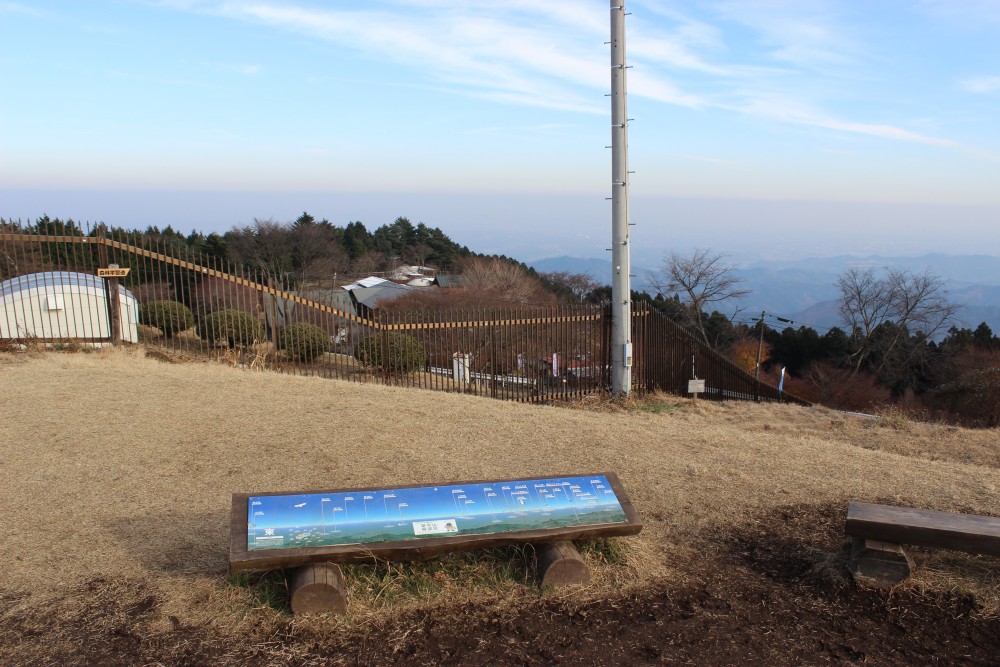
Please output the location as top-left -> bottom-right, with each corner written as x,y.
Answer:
960,75 -> 1000,94
732,93 -> 959,147
148,0 -> 983,154
205,61 -> 261,76
916,0 -> 1000,27
0,1 -> 52,18
161,1 -> 610,114
708,0 -> 863,70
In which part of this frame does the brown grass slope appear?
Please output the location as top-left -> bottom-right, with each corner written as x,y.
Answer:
1,348 -> 998,665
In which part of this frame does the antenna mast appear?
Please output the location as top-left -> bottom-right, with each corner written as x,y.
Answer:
610,1 -> 632,395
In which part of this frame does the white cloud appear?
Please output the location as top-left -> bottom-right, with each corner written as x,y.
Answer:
733,93 -> 960,147
192,2 -> 610,113
961,75 -> 1000,94
150,0 -> 986,155
630,32 -> 729,75
916,0 -> 1000,27
0,1 -> 51,18
708,0 -> 863,70
629,70 -> 705,108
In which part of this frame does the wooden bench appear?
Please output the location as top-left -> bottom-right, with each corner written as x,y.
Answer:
230,472 -> 642,614
845,502 -> 1000,586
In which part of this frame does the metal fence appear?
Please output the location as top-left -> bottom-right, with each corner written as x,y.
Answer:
632,302 -> 807,404
0,222 -> 806,405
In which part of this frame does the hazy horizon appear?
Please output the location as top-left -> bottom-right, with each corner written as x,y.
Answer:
4,188 -> 998,267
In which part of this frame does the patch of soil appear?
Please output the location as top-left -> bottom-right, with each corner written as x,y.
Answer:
2,504 -> 998,666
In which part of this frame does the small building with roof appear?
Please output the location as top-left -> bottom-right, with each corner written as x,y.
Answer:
0,271 -> 140,344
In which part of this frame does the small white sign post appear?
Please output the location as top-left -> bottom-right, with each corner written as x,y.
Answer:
688,379 -> 705,400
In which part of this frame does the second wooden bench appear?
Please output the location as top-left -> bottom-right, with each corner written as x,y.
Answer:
845,502 -> 1000,586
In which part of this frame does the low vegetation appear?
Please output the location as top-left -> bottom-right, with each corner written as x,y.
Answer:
353,331 -> 426,372
277,322 -> 329,362
140,299 -> 194,337
196,308 -> 263,348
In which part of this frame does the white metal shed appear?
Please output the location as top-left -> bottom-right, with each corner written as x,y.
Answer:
0,271 -> 140,344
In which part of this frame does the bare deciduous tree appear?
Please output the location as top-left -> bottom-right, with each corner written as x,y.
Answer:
649,248 -> 750,345
837,267 -> 959,378
352,250 -> 386,276
837,267 -> 896,342
229,217 -> 350,288
290,219 -> 348,284
540,271 -> 602,303
403,243 -> 433,268
459,257 -> 549,304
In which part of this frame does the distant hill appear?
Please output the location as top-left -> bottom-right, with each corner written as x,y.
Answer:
528,256 -> 657,293
744,253 -> 1000,286
528,253 -> 1000,335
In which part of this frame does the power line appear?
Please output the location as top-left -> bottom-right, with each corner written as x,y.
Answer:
734,313 -> 846,336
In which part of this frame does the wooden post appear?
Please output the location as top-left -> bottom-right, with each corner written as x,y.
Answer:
266,276 -> 279,343
289,562 -> 347,615
536,540 -> 591,588
848,537 -> 913,588
103,272 -> 122,346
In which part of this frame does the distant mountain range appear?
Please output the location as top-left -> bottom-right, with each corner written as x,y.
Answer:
529,254 -> 1000,335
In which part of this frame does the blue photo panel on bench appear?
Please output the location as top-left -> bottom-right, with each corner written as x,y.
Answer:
247,474 -> 627,551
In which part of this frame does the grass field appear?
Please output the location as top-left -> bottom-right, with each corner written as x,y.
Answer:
1,347 -> 998,665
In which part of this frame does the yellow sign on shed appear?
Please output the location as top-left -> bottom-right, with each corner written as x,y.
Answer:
97,267 -> 130,278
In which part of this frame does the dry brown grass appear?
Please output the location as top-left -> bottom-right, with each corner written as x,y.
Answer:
1,347 -> 998,647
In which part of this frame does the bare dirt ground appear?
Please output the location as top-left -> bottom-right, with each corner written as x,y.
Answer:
1,348 -> 998,665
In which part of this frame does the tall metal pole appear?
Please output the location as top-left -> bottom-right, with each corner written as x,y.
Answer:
610,1 -> 632,396
755,310 -> 765,380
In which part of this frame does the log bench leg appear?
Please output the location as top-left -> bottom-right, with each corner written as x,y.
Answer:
848,537 -> 913,588
536,541 -> 591,588
289,563 -> 347,615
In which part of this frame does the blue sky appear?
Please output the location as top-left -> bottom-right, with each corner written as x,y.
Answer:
2,0 -> 999,263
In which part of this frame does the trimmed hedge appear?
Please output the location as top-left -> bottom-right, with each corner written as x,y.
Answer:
141,300 -> 194,337
278,322 -> 329,362
353,332 -> 425,372
197,309 -> 263,348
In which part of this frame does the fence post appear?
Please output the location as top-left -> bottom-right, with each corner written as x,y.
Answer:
104,268 -> 122,346
380,313 -> 390,386
602,302 -> 612,390
490,311 -> 497,399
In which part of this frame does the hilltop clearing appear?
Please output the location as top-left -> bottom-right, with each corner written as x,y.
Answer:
1,349 -> 997,665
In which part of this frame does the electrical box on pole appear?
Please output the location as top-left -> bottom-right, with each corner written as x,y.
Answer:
610,0 -> 632,396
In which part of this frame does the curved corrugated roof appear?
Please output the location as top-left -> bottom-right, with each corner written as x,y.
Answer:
1,271 -> 136,300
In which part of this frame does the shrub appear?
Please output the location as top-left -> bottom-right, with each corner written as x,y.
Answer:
799,362 -> 891,412
277,322 -> 329,362
141,300 -> 194,337
932,368 -> 1000,427
354,332 -> 426,372
197,309 -> 263,348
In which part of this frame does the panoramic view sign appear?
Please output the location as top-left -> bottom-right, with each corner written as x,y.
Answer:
230,472 -> 642,571
246,474 -> 626,551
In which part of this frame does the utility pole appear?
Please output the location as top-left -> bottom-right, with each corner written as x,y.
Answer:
755,310 -> 766,380
610,0 -> 632,396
